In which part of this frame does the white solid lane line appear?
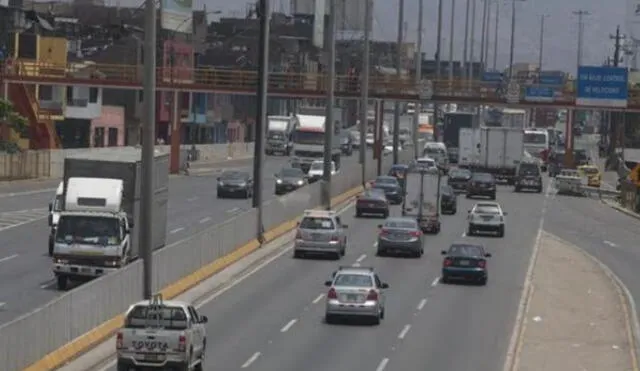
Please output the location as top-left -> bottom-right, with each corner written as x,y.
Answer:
375,358 -> 390,371
0,254 -> 18,264
169,227 -> 185,234
226,207 -> 240,213
416,298 -> 427,311
312,293 -> 325,304
398,324 -> 411,339
241,352 -> 261,368
199,217 -> 212,224
356,254 -> 367,263
431,277 -> 440,287
280,319 -> 297,333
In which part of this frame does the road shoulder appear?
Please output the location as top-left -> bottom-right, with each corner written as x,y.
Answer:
513,232 -> 637,371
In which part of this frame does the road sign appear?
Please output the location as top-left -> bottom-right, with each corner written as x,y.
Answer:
524,85 -> 555,102
506,82 -> 520,103
576,66 -> 628,108
419,80 -> 433,100
482,71 -> 502,84
538,71 -> 565,86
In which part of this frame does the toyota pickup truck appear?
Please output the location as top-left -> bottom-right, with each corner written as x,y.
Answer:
116,295 -> 208,371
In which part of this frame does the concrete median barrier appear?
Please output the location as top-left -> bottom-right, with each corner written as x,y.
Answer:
1,151 -> 410,371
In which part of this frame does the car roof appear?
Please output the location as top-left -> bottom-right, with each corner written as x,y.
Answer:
130,299 -> 188,308
333,266 -> 375,276
447,243 -> 486,255
475,202 -> 500,208
302,209 -> 337,218
417,157 -> 435,162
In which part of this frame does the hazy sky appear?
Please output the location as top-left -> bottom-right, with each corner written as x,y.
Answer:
103,0 -> 630,73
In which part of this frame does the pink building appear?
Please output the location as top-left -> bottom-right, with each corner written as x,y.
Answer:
90,106 -> 125,147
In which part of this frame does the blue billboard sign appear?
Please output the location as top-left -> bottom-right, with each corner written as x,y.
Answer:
576,66 -> 628,108
482,71 -> 503,84
524,85 -> 556,102
538,71 -> 565,86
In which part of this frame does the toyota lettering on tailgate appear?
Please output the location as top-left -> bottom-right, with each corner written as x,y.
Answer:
132,340 -> 169,352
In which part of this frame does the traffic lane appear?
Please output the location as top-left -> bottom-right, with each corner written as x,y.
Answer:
246,185 -> 546,371
543,194 -> 640,323
387,187 -> 547,371
100,199 -> 399,371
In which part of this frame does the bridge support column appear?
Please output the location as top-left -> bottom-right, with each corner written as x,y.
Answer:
170,90 -> 182,174
564,108 -> 574,168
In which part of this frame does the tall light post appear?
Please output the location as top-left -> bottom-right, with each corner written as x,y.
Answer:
448,0 -> 456,82
507,0 -> 526,80
359,0 -> 372,184
434,0 -> 444,129
463,0 -> 471,80
573,10 -> 590,71
493,1 -> 499,70
479,0 -> 488,71
413,0 -> 424,157
468,0 -> 476,80
322,0 -> 337,209
538,14 -> 548,74
393,0 -> 405,164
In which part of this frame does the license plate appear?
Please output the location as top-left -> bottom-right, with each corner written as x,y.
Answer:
347,294 -> 359,301
312,234 -> 322,240
80,267 -> 91,273
458,260 -> 470,266
144,354 -> 164,361
481,216 -> 493,220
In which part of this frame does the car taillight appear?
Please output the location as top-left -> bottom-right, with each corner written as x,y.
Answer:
366,289 -> 378,301
443,258 -> 453,266
178,335 -> 186,352
410,231 -> 421,237
116,332 -> 123,349
477,260 -> 486,268
327,288 -> 337,299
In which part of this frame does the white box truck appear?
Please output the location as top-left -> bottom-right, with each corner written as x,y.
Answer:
476,127 -> 524,184
291,113 -> 341,173
457,128 -> 481,168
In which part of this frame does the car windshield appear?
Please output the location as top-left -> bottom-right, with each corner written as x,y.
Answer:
125,305 -> 188,330
384,219 -> 417,229
523,132 -> 547,144
55,215 -> 121,245
475,206 -> 500,214
334,274 -> 373,287
310,162 -> 324,170
518,163 -> 540,175
472,173 -> 493,182
280,168 -> 303,177
450,169 -> 471,178
363,189 -> 384,198
300,217 -> 335,230
221,172 -> 245,180
448,244 -> 483,257
417,159 -> 435,167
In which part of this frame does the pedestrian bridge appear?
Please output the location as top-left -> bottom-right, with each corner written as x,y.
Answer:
4,59 -> 640,111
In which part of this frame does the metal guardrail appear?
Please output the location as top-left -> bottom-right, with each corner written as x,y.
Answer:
0,151 -> 409,370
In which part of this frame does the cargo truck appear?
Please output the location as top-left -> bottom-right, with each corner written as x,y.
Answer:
291,113 -> 341,173
443,112 -> 474,163
457,127 -> 481,168
51,151 -> 169,290
474,127 -> 524,184
265,115 -> 298,156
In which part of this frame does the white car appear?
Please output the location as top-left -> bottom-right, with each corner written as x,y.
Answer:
307,160 -> 337,182
383,141 -> 402,155
467,202 -> 507,237
413,157 -> 439,174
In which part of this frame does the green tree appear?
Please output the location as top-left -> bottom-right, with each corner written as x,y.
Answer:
0,98 -> 28,153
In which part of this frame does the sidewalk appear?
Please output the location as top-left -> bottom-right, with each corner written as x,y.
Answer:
514,232 -> 636,371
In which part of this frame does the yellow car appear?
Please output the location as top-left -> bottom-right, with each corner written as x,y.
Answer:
578,165 -> 601,187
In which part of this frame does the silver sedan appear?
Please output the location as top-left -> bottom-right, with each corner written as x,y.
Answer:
376,217 -> 424,258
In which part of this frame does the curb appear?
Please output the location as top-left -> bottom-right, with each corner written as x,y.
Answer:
601,199 -> 640,221
23,184 -> 365,371
550,233 -> 640,371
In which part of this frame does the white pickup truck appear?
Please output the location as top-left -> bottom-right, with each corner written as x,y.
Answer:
116,295 -> 208,371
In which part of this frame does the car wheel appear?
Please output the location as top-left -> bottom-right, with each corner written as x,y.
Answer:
56,276 -> 68,290
479,276 -> 488,286
293,250 -> 303,259
380,308 -> 385,319
333,251 -> 341,260
371,314 -> 381,325
466,194 -> 472,199
325,314 -> 335,324
490,193 -> 496,200
452,208 -> 457,215
341,242 -> 346,256
514,187 -> 520,192
116,361 -> 128,371
355,210 -> 362,218
467,227 -> 474,236
376,249 -> 385,257
413,250 -> 422,258
48,237 -> 54,256
441,275 -> 449,284
217,191 -> 223,198
497,226 -> 505,237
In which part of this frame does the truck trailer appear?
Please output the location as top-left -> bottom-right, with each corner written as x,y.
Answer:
443,112 -> 474,163
50,150 -> 169,290
474,127 -> 524,184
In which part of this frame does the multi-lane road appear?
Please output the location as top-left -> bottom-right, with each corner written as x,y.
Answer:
0,153 -> 364,324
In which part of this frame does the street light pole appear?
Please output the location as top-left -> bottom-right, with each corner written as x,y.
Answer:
483,0 -> 491,67
434,0 -> 443,129
359,0 -> 372,185
468,0 -> 476,80
480,0 -> 488,71
393,0 -> 405,164
493,1 -> 499,70
252,0 -> 270,241
448,0 -> 455,82
538,15 -> 547,73
413,0 -> 424,158
463,0 -> 470,81
141,0 -> 157,300
507,0 -> 518,80
322,0 -> 336,210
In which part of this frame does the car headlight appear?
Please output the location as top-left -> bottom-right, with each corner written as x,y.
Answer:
239,183 -> 247,187
105,260 -> 119,267
276,179 -> 283,184
218,181 -> 224,186
297,180 -> 304,186
54,258 -> 68,264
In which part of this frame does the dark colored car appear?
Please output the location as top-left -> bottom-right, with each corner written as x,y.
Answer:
441,243 -> 491,285
355,189 -> 389,218
440,185 -> 457,214
274,167 -> 307,195
574,149 -> 589,166
217,171 -> 254,198
341,134 -> 353,156
387,164 -> 409,190
371,176 -> 404,204
376,217 -> 424,258
466,172 -> 496,199
514,161 -> 543,193
447,168 -> 472,192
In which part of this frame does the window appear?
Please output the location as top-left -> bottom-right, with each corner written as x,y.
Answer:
125,305 -> 188,330
89,88 -> 98,103
93,127 -> 104,147
299,217 -> 335,230
108,128 -> 118,147
334,274 -> 373,287
38,85 -> 53,101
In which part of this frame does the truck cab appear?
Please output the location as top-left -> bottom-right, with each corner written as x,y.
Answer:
266,115 -> 298,156
52,177 -> 132,290
47,181 -> 64,256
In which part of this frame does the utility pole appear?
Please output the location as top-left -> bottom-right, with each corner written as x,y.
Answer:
448,0 -> 455,82
463,0 -> 470,80
483,0 -> 491,67
359,0 -> 372,185
393,0 -> 405,164
573,10 -> 590,73
538,15 -> 547,75
141,0 -> 157,300
468,0 -> 476,80
322,0 -> 336,210
507,0 -> 519,80
434,0 -> 444,130
413,0 -> 424,158
480,0 -> 488,71
609,24 -> 623,157
492,1 -> 499,70
253,0 -> 269,238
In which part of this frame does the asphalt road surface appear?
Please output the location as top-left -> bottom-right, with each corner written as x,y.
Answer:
0,153 -> 363,325
104,174 -> 550,371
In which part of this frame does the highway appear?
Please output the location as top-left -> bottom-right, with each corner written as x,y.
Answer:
0,153 -> 363,324
102,175 -> 549,371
